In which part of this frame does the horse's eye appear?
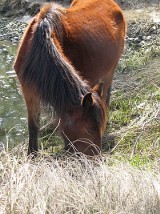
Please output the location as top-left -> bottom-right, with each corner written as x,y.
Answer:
85,129 -> 95,135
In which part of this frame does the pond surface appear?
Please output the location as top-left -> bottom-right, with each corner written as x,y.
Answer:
0,40 -> 27,150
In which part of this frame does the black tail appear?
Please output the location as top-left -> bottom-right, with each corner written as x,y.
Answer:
20,3 -> 89,116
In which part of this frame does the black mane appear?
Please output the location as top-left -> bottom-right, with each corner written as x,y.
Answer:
20,3 -> 90,116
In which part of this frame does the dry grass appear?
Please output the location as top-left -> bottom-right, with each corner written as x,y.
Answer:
0,147 -> 160,214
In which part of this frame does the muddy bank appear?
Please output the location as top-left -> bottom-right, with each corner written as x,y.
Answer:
0,16 -> 27,44
0,0 -> 71,17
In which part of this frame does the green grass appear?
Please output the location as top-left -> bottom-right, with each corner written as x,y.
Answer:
103,56 -> 160,167
118,39 -> 160,73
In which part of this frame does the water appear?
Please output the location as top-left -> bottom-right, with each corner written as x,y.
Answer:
0,40 -> 27,150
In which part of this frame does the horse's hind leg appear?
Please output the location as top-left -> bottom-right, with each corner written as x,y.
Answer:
21,84 -> 40,155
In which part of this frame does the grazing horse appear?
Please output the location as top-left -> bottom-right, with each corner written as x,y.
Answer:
14,0 -> 126,156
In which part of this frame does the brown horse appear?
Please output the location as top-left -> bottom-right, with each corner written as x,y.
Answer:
14,0 -> 126,156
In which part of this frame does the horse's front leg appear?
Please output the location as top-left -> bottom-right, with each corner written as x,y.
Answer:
21,84 -> 40,156
100,71 -> 114,107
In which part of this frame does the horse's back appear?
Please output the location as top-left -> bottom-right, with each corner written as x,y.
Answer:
62,0 -> 126,84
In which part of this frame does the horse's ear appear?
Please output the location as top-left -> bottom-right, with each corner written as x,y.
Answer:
93,82 -> 104,97
82,93 -> 93,111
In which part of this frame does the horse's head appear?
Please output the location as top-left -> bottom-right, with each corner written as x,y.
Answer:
60,83 -> 106,156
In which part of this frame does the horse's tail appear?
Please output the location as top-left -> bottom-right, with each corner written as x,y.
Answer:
16,3 -> 89,116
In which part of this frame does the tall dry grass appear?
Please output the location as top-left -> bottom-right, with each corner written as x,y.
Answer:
0,147 -> 160,214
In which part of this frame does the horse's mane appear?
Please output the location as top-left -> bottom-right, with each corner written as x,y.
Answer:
20,3 -> 90,116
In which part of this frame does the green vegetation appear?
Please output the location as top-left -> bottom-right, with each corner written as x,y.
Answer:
105,57 -> 159,167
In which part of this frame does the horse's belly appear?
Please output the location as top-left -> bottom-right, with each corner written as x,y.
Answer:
63,38 -> 121,85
